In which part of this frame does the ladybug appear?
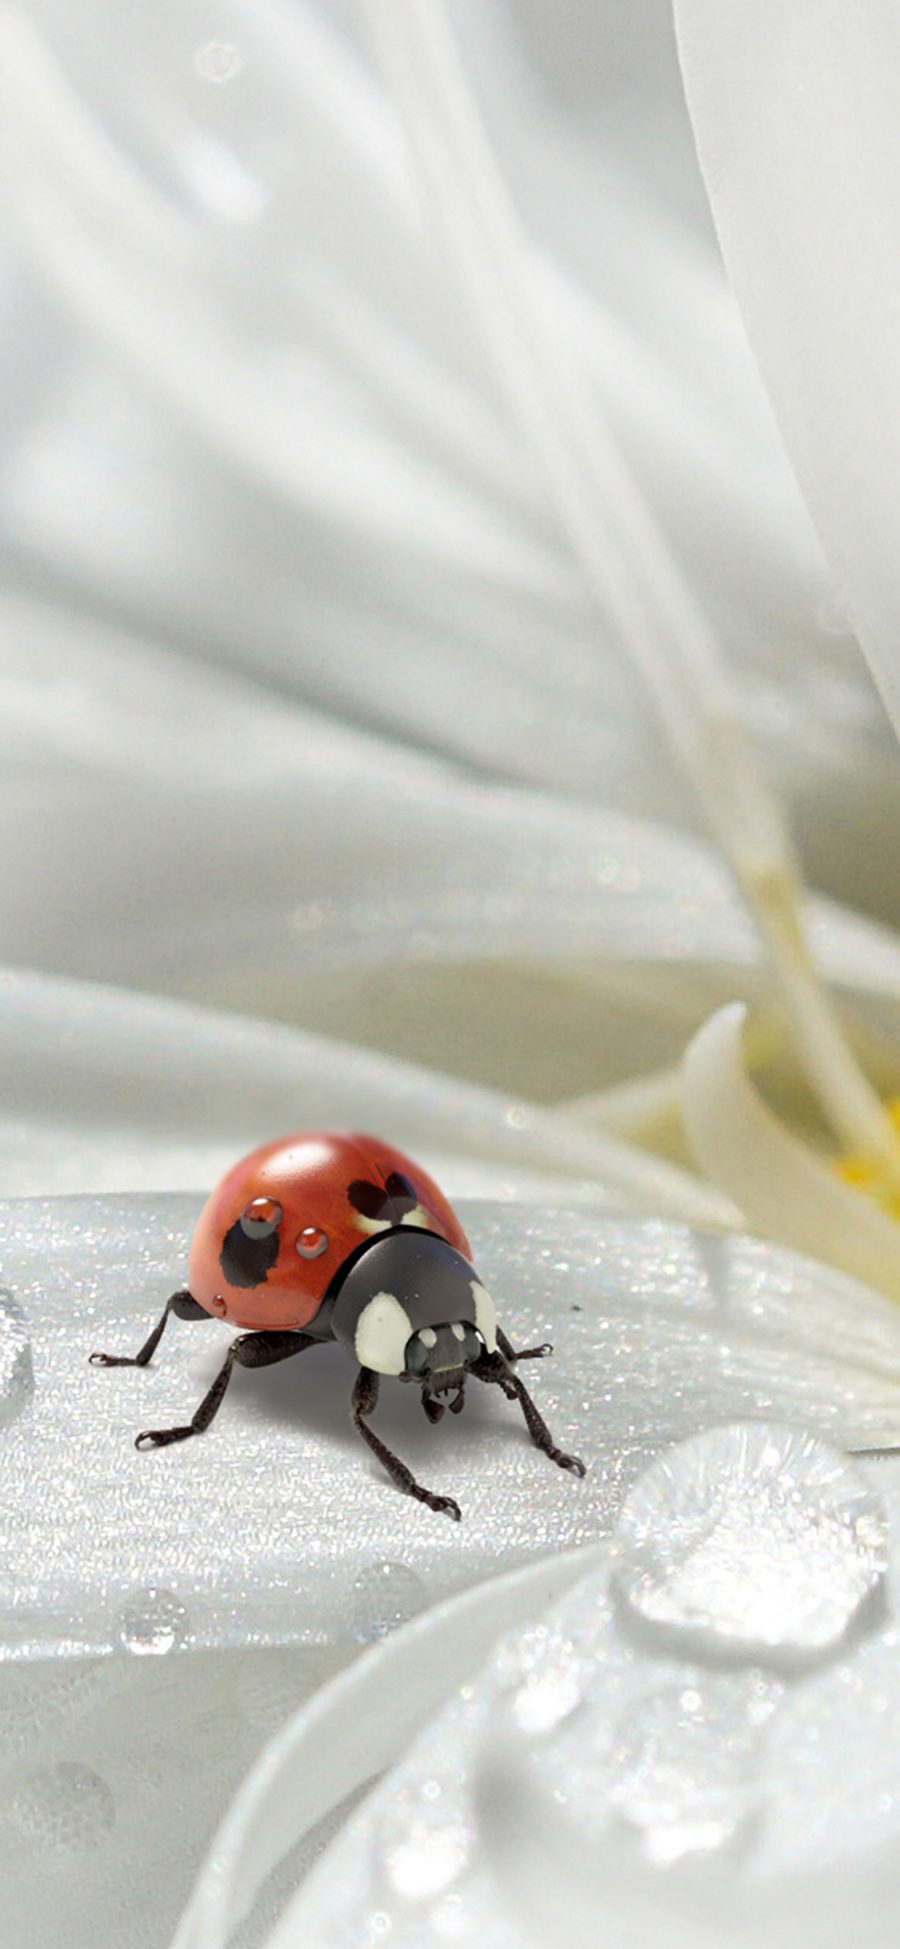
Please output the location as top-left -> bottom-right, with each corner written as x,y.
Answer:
90,1131 -> 585,1520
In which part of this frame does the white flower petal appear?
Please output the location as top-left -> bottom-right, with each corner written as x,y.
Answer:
674,0 -> 900,745
681,1003 -> 900,1303
0,964 -> 729,1221
169,1546 -> 599,1949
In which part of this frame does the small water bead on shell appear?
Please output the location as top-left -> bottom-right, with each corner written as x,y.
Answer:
0,1287 -> 34,1428
296,1225 -> 329,1260
118,1587 -> 189,1656
8,1762 -> 115,1855
612,1424 -> 888,1665
348,1563 -> 426,1643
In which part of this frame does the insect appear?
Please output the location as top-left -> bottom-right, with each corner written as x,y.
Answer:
90,1131 -> 585,1520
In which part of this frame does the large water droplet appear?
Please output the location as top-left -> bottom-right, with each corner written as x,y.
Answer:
0,1288 -> 33,1428
9,1762 -> 114,1854
118,1587 -> 189,1656
348,1563 -> 425,1643
612,1424 -> 886,1664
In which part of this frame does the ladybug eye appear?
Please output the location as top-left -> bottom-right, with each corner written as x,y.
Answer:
296,1225 -> 329,1260
404,1332 -> 431,1376
239,1197 -> 283,1239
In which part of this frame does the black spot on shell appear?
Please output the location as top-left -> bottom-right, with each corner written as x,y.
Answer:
346,1179 -> 385,1219
385,1171 -> 417,1207
220,1218 -> 280,1289
348,1173 -> 419,1223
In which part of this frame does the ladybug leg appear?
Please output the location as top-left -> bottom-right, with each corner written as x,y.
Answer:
475,1350 -> 586,1479
351,1367 -> 462,1522
496,1326 -> 553,1364
134,1331 -> 316,1450
89,1289 -> 208,1368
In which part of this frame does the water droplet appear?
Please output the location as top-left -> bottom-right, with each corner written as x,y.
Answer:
512,1664 -> 582,1733
296,1225 -> 329,1260
539,1674 -> 779,1865
362,1914 -> 393,1944
379,1776 -> 473,1906
495,1598 -> 606,1731
348,1563 -> 425,1642
385,1820 -> 470,1901
9,1763 -> 114,1854
118,1587 -> 189,1655
604,1683 -> 765,1862
0,1289 -> 33,1428
613,1423 -> 887,1664
194,39 -> 243,84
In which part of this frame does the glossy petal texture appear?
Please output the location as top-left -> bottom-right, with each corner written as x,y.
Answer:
674,1 -> 900,744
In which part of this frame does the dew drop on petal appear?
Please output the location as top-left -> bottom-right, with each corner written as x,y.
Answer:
9,1763 -> 115,1854
512,1662 -> 583,1733
118,1587 -> 189,1656
0,1288 -> 34,1427
379,1773 -> 474,1907
361,1913 -> 393,1944
348,1563 -> 425,1642
385,1820 -> 471,1902
194,40 -> 243,83
536,1672 -> 780,1867
603,1682 -> 766,1863
612,1423 -> 887,1663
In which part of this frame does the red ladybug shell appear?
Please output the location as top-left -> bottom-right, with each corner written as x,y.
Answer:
188,1131 -> 472,1331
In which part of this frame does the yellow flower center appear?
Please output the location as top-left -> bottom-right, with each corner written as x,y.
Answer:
837,1098 -> 900,1217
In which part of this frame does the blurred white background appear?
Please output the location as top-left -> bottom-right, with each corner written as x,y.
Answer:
3,0 -> 900,1210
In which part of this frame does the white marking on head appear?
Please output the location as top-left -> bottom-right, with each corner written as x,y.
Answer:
352,1212 -> 391,1237
354,1292 -> 414,1376
471,1280 -> 497,1353
419,1326 -> 437,1349
451,1322 -> 466,1342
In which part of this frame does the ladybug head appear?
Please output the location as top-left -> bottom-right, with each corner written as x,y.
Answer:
329,1227 -> 497,1406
